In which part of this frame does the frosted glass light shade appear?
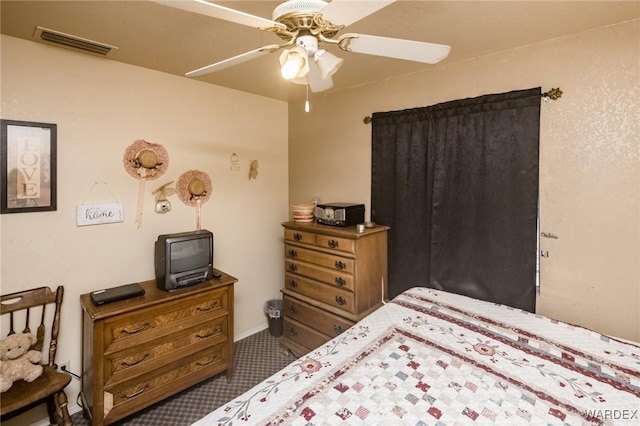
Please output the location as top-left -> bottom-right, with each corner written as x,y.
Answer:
279,46 -> 309,80
314,49 -> 343,79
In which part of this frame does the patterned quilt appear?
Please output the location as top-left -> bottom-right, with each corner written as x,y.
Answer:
192,288 -> 640,425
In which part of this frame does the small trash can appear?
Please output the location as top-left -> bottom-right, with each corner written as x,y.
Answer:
265,299 -> 283,337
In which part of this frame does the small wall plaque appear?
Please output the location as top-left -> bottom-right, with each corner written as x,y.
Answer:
77,202 -> 123,226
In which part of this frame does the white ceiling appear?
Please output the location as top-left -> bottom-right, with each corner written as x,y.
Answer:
1,1 -> 638,102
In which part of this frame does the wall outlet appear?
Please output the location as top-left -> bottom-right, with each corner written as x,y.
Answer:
58,360 -> 81,381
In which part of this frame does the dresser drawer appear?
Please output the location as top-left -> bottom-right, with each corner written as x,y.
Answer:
285,273 -> 355,313
284,228 -> 316,245
103,288 -> 228,351
103,343 -> 228,422
105,315 -> 228,385
283,295 -> 354,337
285,244 -> 354,273
282,318 -> 328,351
284,227 -> 355,254
315,234 -> 355,254
285,260 -> 354,290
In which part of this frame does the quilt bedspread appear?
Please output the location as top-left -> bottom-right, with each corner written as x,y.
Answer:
193,287 -> 640,425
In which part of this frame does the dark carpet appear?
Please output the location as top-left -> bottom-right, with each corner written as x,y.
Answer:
71,329 -> 296,425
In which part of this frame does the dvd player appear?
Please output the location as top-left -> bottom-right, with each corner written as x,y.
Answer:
176,272 -> 208,287
90,283 -> 145,306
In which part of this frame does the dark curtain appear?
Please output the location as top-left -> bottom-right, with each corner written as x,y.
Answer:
371,88 -> 541,312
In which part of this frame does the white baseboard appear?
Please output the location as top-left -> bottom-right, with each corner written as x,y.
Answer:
235,323 -> 268,341
69,403 -> 84,417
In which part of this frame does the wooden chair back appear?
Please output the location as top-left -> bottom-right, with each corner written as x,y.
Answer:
2,286 -> 63,365
1,286 -> 72,425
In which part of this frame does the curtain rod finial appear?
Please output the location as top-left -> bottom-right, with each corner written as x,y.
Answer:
542,88 -> 562,101
364,116 -> 372,124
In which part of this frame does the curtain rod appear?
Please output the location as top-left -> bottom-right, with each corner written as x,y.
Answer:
363,87 -> 563,124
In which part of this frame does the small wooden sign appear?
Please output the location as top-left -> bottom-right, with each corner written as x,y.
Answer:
77,203 -> 123,226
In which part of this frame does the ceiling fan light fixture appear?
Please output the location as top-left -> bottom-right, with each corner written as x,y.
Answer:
279,45 -> 309,80
314,49 -> 343,79
161,0 -> 453,93
290,75 -> 309,85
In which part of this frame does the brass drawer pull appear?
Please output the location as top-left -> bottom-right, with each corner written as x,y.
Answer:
120,352 -> 150,367
327,239 -> 339,249
334,325 -> 345,335
197,301 -> 219,312
196,354 -> 219,366
287,263 -> 298,272
293,233 -> 303,241
196,326 -> 220,339
335,296 -> 347,306
335,277 -> 346,287
334,261 -> 346,270
288,249 -> 297,258
287,326 -> 298,336
122,322 -> 149,335
287,304 -> 298,314
288,279 -> 298,288
122,383 -> 149,399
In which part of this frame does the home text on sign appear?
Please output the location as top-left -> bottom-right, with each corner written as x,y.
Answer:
77,203 -> 124,226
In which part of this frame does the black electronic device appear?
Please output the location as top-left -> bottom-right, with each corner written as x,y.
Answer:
315,203 -> 365,227
90,283 -> 145,306
155,229 -> 214,291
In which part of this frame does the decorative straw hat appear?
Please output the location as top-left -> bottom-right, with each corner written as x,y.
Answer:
123,139 -> 169,180
176,170 -> 212,207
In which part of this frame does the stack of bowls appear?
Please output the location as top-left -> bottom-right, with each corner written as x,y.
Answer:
291,203 -> 315,223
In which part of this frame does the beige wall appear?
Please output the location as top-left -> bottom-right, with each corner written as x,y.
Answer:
289,20 -> 640,342
0,35 -> 288,423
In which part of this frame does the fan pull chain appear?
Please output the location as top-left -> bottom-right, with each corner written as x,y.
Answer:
305,84 -> 310,113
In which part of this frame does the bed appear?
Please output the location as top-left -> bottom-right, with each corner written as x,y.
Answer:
193,287 -> 640,425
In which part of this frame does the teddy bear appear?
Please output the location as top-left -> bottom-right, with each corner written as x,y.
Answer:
0,332 -> 43,392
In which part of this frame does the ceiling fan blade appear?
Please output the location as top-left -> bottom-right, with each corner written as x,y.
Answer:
152,0 -> 286,31
186,44 -> 282,77
319,0 -> 396,27
339,34 -> 451,64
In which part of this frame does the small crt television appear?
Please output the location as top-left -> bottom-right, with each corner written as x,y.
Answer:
155,229 -> 214,291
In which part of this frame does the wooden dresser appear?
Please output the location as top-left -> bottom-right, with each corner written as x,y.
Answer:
281,221 -> 389,357
80,272 -> 236,426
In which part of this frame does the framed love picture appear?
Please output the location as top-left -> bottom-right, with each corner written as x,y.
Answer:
1,120 -> 57,213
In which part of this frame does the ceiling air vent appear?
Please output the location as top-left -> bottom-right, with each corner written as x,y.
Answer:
34,26 -> 118,56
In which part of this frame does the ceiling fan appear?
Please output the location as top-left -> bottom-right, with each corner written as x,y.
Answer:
153,0 -> 451,93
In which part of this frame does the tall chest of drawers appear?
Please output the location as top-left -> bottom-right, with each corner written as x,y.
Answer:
281,221 -> 389,357
80,273 -> 236,426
